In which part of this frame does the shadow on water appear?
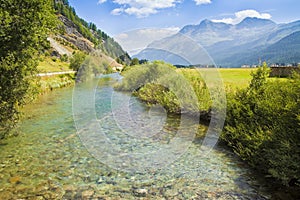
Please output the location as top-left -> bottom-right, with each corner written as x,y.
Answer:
0,74 -> 298,199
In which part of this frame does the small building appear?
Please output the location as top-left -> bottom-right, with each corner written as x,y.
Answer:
269,66 -> 300,77
241,65 -> 250,68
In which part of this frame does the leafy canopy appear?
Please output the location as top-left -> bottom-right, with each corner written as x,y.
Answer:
0,0 -> 56,137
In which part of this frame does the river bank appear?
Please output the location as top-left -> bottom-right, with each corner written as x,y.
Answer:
38,73 -> 75,93
116,62 -> 300,198
0,76 -> 286,199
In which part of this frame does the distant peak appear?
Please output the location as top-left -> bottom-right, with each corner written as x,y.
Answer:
196,18 -> 232,31
243,17 -> 273,22
199,19 -> 212,25
202,19 -> 211,23
237,17 -> 276,28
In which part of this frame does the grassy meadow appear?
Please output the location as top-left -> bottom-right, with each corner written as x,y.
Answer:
36,56 -> 75,92
178,68 -> 255,91
37,56 -> 70,73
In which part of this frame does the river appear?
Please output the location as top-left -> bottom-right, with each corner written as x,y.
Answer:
0,74 -> 278,199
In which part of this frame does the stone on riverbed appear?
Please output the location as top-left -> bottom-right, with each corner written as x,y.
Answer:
82,190 -> 95,199
133,188 -> 148,197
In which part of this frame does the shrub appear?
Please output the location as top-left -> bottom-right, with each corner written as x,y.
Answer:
222,64 -> 300,185
70,51 -> 86,71
60,54 -> 69,62
115,61 -> 209,114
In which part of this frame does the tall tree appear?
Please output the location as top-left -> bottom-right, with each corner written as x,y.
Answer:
0,0 -> 56,138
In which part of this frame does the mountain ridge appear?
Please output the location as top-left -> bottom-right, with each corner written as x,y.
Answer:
135,17 -> 300,67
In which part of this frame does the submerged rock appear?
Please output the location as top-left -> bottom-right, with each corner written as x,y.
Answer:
82,190 -> 95,199
133,188 -> 148,197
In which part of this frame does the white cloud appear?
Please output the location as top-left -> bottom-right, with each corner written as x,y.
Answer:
124,7 -> 158,17
100,0 -> 211,17
109,0 -> 182,17
194,0 -> 211,5
97,0 -> 107,4
212,9 -> 272,24
116,33 -> 129,39
111,8 -> 124,15
114,27 -> 180,55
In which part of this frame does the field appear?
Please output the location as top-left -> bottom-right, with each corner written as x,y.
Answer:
217,68 -> 255,88
178,68 -> 255,91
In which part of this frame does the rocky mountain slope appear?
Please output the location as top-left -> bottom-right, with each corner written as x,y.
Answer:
50,0 -> 130,64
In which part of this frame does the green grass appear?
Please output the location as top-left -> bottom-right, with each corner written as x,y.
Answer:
179,68 -> 255,91
218,68 -> 255,88
39,74 -> 75,92
37,57 -> 70,73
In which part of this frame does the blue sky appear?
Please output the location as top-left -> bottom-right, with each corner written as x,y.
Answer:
69,0 -> 299,36
68,0 -> 299,55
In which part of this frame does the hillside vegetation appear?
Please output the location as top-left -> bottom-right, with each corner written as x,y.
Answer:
53,0 -> 130,61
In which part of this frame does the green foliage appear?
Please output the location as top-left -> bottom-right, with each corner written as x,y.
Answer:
39,74 -> 74,92
69,52 -> 86,71
130,58 -> 139,66
60,54 -> 69,62
115,61 -> 210,114
0,0 -> 56,138
139,59 -> 148,65
222,64 -> 300,185
248,62 -> 270,91
136,83 -> 181,113
115,61 -> 176,91
75,53 -> 111,82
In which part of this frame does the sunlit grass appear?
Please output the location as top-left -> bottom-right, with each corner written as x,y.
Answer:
37,57 -> 70,73
178,68 -> 255,91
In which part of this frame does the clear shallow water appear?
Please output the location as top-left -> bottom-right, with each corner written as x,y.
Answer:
0,76 -> 273,199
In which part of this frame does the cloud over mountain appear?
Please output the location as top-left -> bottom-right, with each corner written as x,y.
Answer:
115,27 -> 180,55
212,9 -> 272,24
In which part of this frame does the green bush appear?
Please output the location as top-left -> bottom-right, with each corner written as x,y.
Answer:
136,83 -> 181,113
115,61 -> 210,114
70,51 -> 86,71
75,53 -> 112,82
222,64 -> 300,185
60,54 -> 69,62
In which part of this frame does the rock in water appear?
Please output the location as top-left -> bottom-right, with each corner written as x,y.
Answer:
82,190 -> 95,199
134,188 -> 148,197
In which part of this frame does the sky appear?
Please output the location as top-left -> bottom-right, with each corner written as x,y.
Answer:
68,0 -> 300,55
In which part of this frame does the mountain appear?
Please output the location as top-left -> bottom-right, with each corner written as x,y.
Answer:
135,18 -> 300,67
247,31 -> 300,64
236,17 -> 276,29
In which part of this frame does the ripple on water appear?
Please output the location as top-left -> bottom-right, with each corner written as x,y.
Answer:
0,79 -> 271,199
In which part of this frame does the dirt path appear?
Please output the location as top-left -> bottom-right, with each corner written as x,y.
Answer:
37,71 -> 76,77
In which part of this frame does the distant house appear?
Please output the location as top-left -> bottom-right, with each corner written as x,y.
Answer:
269,66 -> 300,77
241,65 -> 250,68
